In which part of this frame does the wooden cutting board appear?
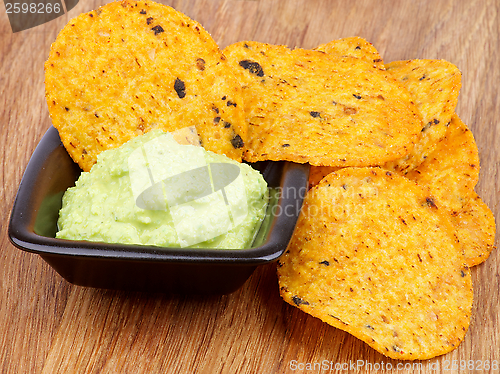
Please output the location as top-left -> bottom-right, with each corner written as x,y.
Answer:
1,0 -> 499,372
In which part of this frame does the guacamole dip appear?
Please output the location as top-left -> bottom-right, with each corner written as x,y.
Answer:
56,130 -> 268,249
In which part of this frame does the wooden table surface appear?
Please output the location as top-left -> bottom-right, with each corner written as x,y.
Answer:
1,0 -> 499,373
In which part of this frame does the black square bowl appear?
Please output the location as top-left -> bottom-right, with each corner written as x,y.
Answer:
8,127 -> 310,294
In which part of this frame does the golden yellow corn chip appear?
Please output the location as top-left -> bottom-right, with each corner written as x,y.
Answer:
314,36 -> 385,69
452,193 -> 496,267
45,0 -> 246,171
406,115 -> 479,214
223,41 -> 422,167
278,167 -> 472,360
384,59 -> 461,173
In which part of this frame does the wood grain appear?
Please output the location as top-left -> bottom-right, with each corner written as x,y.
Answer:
1,0 -> 499,373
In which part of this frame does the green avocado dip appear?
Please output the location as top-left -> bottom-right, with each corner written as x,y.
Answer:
56,130 -> 268,249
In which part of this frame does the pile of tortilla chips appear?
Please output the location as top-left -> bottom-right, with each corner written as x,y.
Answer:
222,37 -> 495,359
45,0 -> 495,360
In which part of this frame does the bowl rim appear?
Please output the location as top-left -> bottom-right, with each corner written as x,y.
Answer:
8,126 -> 310,265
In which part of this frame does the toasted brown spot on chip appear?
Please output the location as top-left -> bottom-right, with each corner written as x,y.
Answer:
196,58 -> 205,70
344,107 -> 357,115
174,78 -> 186,98
239,59 -> 264,77
151,25 -> 164,34
292,296 -> 310,306
425,197 -> 438,209
231,134 -> 244,148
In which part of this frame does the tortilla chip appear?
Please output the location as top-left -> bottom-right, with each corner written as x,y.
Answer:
45,0 -> 246,171
452,193 -> 496,267
406,114 -> 479,214
314,36 -> 385,69
308,166 -> 342,189
278,167 -> 472,360
223,41 -> 422,167
383,60 -> 461,173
